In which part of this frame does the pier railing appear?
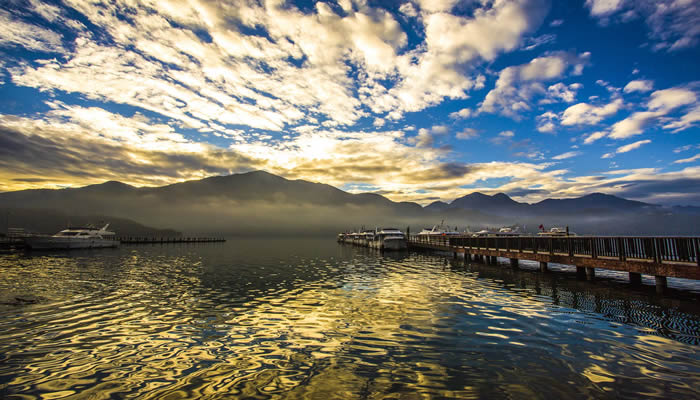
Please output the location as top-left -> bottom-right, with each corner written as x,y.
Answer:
409,235 -> 700,266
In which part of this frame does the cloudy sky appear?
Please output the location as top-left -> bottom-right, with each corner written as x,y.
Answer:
0,0 -> 699,205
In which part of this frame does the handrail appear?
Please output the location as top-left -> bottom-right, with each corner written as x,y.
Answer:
407,235 -> 700,265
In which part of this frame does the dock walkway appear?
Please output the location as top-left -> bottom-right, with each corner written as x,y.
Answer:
117,237 -> 226,244
408,235 -> 700,293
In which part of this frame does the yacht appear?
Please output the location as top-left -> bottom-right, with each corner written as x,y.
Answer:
538,227 -> 576,237
419,224 -> 461,236
24,224 -> 120,250
371,228 -> 407,250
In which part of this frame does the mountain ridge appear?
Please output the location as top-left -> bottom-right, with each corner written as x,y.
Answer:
0,170 -> 697,236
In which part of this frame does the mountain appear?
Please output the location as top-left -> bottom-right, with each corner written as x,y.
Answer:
449,192 -> 527,215
0,171 -> 430,236
0,171 -> 698,236
433,191 -> 659,217
530,193 -> 654,215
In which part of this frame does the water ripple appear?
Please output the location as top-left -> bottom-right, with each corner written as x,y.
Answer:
0,239 -> 699,399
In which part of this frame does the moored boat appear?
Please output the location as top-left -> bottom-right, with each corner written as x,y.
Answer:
418,224 -> 460,236
371,228 -> 407,250
24,224 -> 120,250
537,227 -> 576,237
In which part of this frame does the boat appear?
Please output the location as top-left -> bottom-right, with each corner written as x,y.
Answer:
371,228 -> 407,250
537,227 -> 576,237
418,224 -> 461,236
24,224 -> 120,250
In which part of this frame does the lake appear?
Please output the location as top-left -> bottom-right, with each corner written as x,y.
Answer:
1,238 -> 699,399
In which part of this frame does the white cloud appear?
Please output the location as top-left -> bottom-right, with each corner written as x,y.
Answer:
373,118 -> 386,127
536,111 -> 558,133
0,10 -> 65,53
499,130 -> 515,137
479,52 -> 589,118
586,0 -> 700,51
647,87 -> 697,112
607,86 -> 699,139
609,111 -> 659,139
585,0 -> 625,17
616,139 -> 651,153
674,153 -> 700,164
456,128 -> 478,139
560,98 -> 623,126
449,108 -> 472,119
583,131 -> 607,144
663,105 -> 700,132
552,151 -> 581,160
623,80 -> 654,93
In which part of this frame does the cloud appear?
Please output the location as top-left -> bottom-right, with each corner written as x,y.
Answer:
583,131 -> 607,144
536,111 -> 558,133
609,111 -> 658,139
490,130 -> 515,145
552,151 -> 581,160
560,98 -> 623,126
616,139 -> 651,154
674,153 -> 700,164
623,80 -> 654,93
595,85 -> 700,140
456,128 -> 478,140
479,52 -> 590,118
586,0 -> 700,51
520,33 -> 556,51
549,19 -> 564,27
0,9 -> 65,53
585,0 -> 625,17
449,108 -> 472,119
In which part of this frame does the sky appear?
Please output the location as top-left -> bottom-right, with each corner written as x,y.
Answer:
0,0 -> 699,206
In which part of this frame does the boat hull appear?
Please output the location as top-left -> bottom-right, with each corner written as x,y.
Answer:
25,237 -> 120,250
382,238 -> 407,250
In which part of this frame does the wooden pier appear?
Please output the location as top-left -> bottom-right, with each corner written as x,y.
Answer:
408,235 -> 700,294
115,237 -> 226,244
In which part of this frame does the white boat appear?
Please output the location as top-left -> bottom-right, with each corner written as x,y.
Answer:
371,228 -> 407,250
419,224 -> 461,236
24,224 -> 120,250
537,227 -> 576,237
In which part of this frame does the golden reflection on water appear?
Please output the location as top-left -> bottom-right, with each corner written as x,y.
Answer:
0,240 -> 699,399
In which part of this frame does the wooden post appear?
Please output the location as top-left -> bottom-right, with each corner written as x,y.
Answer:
539,261 -> 548,272
586,267 -> 595,281
510,258 -> 519,269
655,276 -> 667,294
618,237 -> 626,261
576,266 -> 586,280
629,272 -> 642,285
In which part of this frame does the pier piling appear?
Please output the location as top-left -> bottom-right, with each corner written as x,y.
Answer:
629,272 -> 642,285
655,276 -> 667,294
539,262 -> 548,272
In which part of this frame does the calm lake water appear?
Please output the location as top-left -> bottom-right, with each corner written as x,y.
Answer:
1,238 -> 699,399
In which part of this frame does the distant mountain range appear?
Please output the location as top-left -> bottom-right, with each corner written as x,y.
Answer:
0,170 -> 698,236
429,191 -> 660,217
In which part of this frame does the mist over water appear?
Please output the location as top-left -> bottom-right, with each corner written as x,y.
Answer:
1,239 -> 699,399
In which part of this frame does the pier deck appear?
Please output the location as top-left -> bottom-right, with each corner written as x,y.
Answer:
408,235 -> 700,293
117,237 -> 226,244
